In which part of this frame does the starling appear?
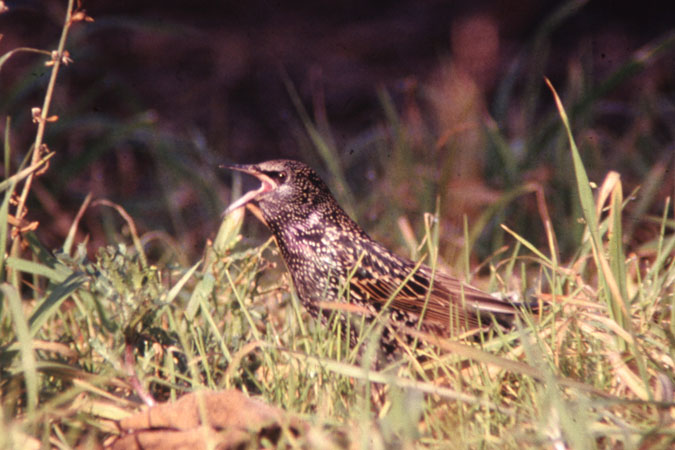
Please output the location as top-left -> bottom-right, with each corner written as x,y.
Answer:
223,159 -> 520,357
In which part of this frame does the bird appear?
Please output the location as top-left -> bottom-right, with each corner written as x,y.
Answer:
222,159 -> 523,359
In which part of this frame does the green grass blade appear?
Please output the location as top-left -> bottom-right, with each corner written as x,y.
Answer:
213,208 -> 244,255
3,116 -> 10,174
501,224 -> 553,266
28,273 -> 87,336
545,79 -> 600,244
2,283 -> 39,414
546,79 -> 631,331
6,257 -> 70,283
608,180 -> 628,306
185,272 -> 215,321
0,181 -> 15,283
166,260 -> 200,305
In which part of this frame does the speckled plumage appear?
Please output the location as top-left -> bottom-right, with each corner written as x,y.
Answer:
224,159 -> 520,357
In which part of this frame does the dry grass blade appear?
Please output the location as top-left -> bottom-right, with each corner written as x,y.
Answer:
92,199 -> 148,269
407,328 -> 607,396
62,192 -> 92,255
0,152 -> 55,194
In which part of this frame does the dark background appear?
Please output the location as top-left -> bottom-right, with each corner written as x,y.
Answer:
1,0 -> 673,265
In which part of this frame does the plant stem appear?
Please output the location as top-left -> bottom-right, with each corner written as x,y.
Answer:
12,0 -> 75,232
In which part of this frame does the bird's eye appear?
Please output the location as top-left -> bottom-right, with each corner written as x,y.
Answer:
263,170 -> 287,183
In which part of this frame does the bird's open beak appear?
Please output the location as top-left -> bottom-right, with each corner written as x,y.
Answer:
221,163 -> 277,215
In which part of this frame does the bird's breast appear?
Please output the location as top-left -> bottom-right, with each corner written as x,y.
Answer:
270,221 -> 342,297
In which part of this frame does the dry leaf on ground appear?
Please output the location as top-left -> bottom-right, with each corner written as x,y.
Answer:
106,389 -> 304,450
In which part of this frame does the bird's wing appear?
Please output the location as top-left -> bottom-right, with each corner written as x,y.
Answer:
429,269 -> 519,315
347,267 -> 460,327
348,262 -> 517,331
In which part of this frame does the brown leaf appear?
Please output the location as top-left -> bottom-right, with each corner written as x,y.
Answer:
107,390 -> 303,450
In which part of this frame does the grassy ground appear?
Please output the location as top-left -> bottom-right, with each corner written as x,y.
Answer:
1,1 -> 674,448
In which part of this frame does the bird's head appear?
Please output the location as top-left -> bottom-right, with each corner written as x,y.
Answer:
222,159 -> 334,225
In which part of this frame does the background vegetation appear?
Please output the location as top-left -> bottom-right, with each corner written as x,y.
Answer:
1,0 -> 673,448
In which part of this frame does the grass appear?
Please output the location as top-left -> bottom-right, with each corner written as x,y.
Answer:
1,1 -> 674,448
